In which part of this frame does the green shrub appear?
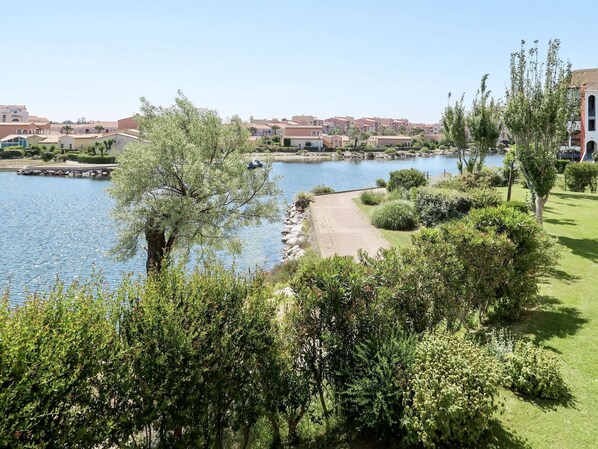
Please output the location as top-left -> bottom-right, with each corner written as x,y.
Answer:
294,191 -> 314,210
414,187 -> 471,226
468,188 -> 502,209
42,151 -> 55,162
504,200 -> 529,214
554,159 -> 571,174
403,331 -> 502,448
388,169 -> 428,191
340,329 -> 416,434
384,148 -> 396,155
466,206 -> 558,318
311,184 -> 335,194
359,190 -> 385,205
370,200 -> 417,230
0,148 -> 24,159
564,162 -> 598,193
505,341 -> 568,400
375,178 -> 387,188
67,152 -> 81,161
77,155 -> 116,164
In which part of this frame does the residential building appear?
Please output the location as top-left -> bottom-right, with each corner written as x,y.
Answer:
0,122 -> 51,139
292,115 -> 324,126
323,134 -> 349,148
324,117 -> 354,133
283,125 -> 323,149
0,134 -> 48,148
367,135 -> 412,148
117,116 -> 138,130
96,130 -> 143,152
50,121 -> 118,135
59,134 -> 101,151
571,68 -> 598,161
0,105 -> 29,123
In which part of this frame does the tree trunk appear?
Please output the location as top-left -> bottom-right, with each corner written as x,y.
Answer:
268,414 -> 282,449
316,381 -> 330,431
240,426 -> 251,449
534,195 -> 545,224
145,226 -> 166,274
506,164 -> 514,202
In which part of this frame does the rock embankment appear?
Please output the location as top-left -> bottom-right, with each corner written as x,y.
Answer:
17,168 -> 112,178
281,202 -> 310,261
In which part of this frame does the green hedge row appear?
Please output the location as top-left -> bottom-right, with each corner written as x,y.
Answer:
77,155 -> 116,164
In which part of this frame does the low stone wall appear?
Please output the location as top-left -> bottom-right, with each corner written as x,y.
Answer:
17,168 -> 113,178
281,202 -> 309,261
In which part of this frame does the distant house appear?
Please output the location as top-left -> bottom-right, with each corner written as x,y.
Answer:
59,134 -> 101,151
117,116 -> 138,131
283,125 -> 323,150
571,68 -> 598,161
0,122 -> 51,140
324,117 -> 354,133
0,104 -> 29,123
323,134 -> 349,149
95,131 -> 144,152
50,121 -> 118,135
367,135 -> 412,148
0,134 -> 48,148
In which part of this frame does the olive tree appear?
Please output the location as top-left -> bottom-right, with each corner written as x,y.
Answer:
109,92 -> 281,273
503,39 -> 574,223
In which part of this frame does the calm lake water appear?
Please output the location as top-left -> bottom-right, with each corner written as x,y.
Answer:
0,154 -> 503,300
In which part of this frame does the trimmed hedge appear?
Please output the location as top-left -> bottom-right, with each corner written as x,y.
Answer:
77,155 -> 116,164
554,159 -> 571,174
370,200 -> 417,230
388,169 -> 428,191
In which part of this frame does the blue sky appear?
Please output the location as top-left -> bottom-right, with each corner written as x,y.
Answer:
3,0 -> 595,123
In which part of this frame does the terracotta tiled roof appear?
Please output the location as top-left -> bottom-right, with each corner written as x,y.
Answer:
571,68 -> 598,89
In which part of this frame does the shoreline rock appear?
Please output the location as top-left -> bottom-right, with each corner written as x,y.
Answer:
17,168 -> 113,178
281,201 -> 310,262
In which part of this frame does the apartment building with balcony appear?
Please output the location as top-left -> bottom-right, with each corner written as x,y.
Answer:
572,68 -> 598,161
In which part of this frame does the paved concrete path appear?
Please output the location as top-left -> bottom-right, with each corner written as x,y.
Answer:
311,189 -> 390,258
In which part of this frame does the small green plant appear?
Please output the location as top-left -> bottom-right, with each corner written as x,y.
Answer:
359,190 -> 384,206
403,331 -> 502,448
505,341 -> 568,400
311,185 -> 335,194
370,200 -> 417,230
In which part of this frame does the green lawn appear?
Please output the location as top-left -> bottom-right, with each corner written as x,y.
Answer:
366,185 -> 597,448
487,186 -> 598,449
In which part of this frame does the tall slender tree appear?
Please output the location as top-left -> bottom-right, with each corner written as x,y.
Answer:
443,93 -> 468,173
467,74 -> 501,172
503,39 -> 575,223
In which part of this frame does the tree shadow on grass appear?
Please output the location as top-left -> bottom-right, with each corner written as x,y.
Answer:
516,296 -> 588,344
551,191 -> 598,201
545,267 -> 581,284
544,217 -> 577,226
479,420 -> 533,449
557,236 -> 598,263
511,388 -> 577,411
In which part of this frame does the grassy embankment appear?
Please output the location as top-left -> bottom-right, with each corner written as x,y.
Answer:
360,184 -> 597,448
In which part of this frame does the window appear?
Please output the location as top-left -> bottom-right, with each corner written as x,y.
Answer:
589,119 -> 596,132
589,95 -> 596,117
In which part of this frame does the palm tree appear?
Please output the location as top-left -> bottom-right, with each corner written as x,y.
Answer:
61,125 -> 73,135
94,125 -> 105,134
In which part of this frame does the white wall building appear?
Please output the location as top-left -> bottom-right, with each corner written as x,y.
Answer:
0,105 -> 29,123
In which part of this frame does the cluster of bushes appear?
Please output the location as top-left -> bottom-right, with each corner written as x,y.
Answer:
0,146 -> 24,159
564,162 -> 598,193
414,186 -> 502,226
0,201 -> 561,448
359,190 -> 385,205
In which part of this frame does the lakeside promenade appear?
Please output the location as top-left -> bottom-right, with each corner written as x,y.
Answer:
310,189 -> 390,258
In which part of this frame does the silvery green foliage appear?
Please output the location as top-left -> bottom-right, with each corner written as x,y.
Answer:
108,92 -> 281,267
